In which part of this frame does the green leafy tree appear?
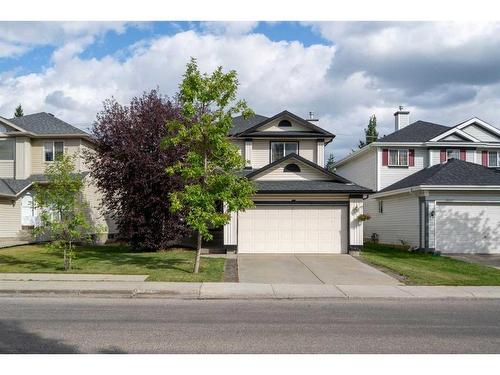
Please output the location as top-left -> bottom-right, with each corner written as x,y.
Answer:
33,154 -> 97,270
325,153 -> 336,172
164,58 -> 256,273
358,114 -> 379,148
14,104 -> 24,117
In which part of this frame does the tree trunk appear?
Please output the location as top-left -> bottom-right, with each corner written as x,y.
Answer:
194,231 -> 202,273
63,248 -> 69,271
193,149 -> 208,274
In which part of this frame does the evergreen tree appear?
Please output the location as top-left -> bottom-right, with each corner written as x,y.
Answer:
358,114 -> 378,148
325,153 -> 336,172
14,104 -> 24,117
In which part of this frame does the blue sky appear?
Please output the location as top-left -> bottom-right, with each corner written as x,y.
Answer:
1,21 -> 500,158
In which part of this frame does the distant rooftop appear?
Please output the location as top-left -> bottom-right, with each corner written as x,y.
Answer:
8,112 -> 88,135
379,159 -> 500,193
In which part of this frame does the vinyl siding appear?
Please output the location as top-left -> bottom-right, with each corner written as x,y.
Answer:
0,161 -> 14,178
255,159 -> 330,181
83,176 -> 117,234
335,148 -> 377,190
364,195 -> 420,247
31,138 -> 82,174
0,197 -> 22,238
298,139 -> 317,163
462,124 -> 500,142
15,137 -> 31,179
379,147 -> 427,190
252,140 -> 270,168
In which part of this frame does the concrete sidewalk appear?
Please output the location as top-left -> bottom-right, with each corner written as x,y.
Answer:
1,280 -> 500,299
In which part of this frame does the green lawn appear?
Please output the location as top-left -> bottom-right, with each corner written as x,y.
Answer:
361,242 -> 500,285
0,244 -> 225,282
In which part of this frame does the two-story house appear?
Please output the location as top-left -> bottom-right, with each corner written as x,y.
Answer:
334,108 -> 500,254
0,112 -> 115,242
223,110 -> 371,254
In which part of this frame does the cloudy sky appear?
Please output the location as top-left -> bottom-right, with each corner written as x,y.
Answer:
1,21 -> 500,158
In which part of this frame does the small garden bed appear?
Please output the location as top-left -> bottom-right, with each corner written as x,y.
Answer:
0,244 -> 225,282
361,242 -> 500,285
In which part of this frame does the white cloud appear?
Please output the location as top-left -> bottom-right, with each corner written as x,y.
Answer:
0,22 -> 129,59
3,22 -> 500,160
0,30 -> 336,131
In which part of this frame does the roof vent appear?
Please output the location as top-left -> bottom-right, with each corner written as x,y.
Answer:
308,111 -> 319,122
47,113 -> 55,117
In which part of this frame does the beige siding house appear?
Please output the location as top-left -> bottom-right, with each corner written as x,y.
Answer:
0,112 -> 116,242
335,108 -> 500,253
224,110 -> 371,253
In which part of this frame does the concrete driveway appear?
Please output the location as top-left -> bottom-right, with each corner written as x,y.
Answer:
238,254 -> 399,285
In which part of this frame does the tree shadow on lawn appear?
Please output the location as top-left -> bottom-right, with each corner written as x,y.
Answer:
0,253 -> 63,272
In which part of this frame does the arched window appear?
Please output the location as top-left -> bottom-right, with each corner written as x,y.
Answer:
284,163 -> 301,173
278,119 -> 292,127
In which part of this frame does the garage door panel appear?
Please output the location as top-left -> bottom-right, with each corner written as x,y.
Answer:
238,205 -> 347,254
436,203 -> 500,254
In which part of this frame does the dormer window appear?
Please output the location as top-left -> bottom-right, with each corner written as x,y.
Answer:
278,119 -> 292,128
284,163 -> 301,173
271,141 -> 298,162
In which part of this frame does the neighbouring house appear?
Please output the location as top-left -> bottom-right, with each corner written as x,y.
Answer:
223,110 -> 371,254
0,112 -> 116,242
334,107 -> 500,254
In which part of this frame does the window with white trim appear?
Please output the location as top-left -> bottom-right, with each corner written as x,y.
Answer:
378,200 -> 383,214
488,151 -> 500,167
44,141 -> 64,162
446,149 -> 460,161
388,149 -> 408,166
270,141 -> 298,162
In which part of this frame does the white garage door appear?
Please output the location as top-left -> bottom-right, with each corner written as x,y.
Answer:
238,205 -> 347,253
436,202 -> 500,254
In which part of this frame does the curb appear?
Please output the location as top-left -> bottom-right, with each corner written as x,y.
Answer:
1,286 -> 500,300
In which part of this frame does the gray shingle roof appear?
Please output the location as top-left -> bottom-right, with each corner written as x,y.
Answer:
377,121 -> 449,142
230,114 -> 268,135
379,159 -> 500,193
254,180 -> 371,193
0,173 -> 88,197
9,112 -> 88,135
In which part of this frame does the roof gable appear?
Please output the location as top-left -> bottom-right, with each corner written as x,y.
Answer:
430,118 -> 500,143
461,123 -> 500,142
234,110 -> 334,138
246,153 -> 349,183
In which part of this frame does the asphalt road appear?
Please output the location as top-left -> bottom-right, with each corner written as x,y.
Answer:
1,296 -> 500,353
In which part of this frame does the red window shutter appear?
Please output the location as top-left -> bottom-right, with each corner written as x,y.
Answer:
482,150 -> 488,166
408,149 -> 415,166
382,149 -> 388,166
440,149 -> 446,163
460,149 -> 466,161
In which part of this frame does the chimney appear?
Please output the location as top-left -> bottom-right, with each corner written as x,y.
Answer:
394,106 -> 410,131
308,111 -> 319,122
